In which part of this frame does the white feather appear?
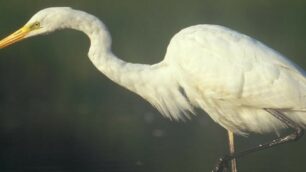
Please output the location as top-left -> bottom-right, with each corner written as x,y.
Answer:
11,7 -> 306,135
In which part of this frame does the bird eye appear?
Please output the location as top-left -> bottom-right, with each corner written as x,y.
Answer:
30,22 -> 41,30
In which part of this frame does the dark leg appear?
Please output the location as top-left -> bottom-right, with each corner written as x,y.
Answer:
212,109 -> 304,172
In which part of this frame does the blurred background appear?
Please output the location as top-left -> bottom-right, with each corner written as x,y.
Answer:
0,0 -> 306,171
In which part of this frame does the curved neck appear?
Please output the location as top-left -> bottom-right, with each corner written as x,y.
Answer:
63,10 -> 156,93
56,9 -> 194,120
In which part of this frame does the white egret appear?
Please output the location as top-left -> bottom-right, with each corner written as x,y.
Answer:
0,7 -> 305,172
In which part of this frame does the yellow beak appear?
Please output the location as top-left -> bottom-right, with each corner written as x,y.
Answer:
0,26 -> 31,49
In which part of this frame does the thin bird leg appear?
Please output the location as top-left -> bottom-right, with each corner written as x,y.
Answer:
212,109 -> 304,172
227,130 -> 237,172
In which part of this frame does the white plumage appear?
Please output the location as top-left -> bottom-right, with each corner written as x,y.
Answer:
1,7 -> 306,136
165,25 -> 306,134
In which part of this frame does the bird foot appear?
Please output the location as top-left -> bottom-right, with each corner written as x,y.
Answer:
211,155 -> 230,172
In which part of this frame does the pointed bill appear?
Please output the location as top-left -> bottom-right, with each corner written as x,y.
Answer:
0,26 -> 31,49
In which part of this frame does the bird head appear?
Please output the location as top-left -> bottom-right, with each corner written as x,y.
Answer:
0,7 -> 73,49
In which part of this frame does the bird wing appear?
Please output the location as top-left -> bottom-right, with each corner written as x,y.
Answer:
166,25 -> 306,110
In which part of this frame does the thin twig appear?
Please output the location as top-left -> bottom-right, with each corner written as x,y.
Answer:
228,130 -> 237,172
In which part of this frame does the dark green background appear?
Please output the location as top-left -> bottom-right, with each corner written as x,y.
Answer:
0,0 -> 306,171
